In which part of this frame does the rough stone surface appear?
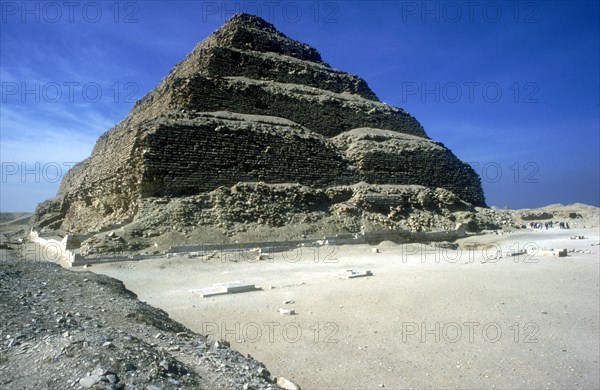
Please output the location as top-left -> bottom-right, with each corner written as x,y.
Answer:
32,13 -> 486,247
332,128 -> 485,206
277,376 -> 302,390
72,183 -> 499,257
0,258 -> 283,389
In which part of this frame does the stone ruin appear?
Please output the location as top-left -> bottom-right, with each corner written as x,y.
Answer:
32,14 -> 494,256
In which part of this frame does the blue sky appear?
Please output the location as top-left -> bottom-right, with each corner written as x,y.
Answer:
1,0 -> 599,211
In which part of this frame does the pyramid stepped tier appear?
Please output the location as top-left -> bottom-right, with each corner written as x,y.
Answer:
32,13 -> 487,239
129,13 -> 421,136
332,128 -> 485,206
172,46 -> 378,99
135,112 -> 350,196
162,13 -> 380,99
170,15 -> 376,99
39,112 -> 348,232
132,75 -> 425,137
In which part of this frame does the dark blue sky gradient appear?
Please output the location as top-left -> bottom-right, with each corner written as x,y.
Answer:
1,0 -> 598,211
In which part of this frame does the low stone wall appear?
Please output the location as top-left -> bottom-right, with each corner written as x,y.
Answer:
29,230 -> 83,267
167,226 -> 470,257
29,225 -> 470,268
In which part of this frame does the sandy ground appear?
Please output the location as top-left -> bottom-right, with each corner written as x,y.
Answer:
82,227 -> 600,389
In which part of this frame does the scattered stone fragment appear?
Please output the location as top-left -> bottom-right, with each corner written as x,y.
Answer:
531,248 -> 568,257
257,367 -> 271,379
503,250 -> 527,257
79,375 -> 102,388
339,269 -> 373,279
159,360 -> 170,371
277,376 -> 302,390
91,367 -> 107,376
214,339 -> 231,348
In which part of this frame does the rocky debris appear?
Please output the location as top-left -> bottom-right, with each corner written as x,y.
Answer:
472,207 -> 516,228
521,211 -> 553,220
67,183 -> 496,257
79,233 -> 143,257
0,258 -> 285,389
474,204 -> 600,231
569,248 -> 592,254
32,13 -> 487,245
431,241 -> 460,250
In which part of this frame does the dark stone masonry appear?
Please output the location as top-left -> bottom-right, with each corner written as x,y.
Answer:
33,13 -> 486,238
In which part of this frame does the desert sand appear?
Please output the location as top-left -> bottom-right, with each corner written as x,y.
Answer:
85,226 -> 600,389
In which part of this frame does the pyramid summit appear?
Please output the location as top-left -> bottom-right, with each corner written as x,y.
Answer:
33,14 -> 488,252
205,13 -> 326,64
129,12 -> 391,130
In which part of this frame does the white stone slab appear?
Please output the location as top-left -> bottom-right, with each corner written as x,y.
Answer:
191,281 -> 261,297
339,269 -> 373,279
